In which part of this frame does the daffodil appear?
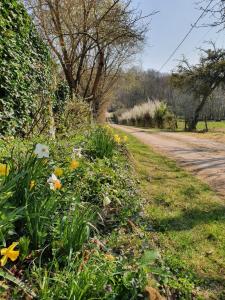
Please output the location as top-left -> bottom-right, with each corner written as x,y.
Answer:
105,125 -> 113,132
0,242 -> 19,266
47,174 -> 62,190
73,147 -> 82,158
103,196 -> 111,207
34,144 -> 49,158
70,160 -> 79,170
30,180 -> 36,190
104,254 -> 115,262
114,134 -> 121,144
54,167 -> 63,177
0,163 -> 9,176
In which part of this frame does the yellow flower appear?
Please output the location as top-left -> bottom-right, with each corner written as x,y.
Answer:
104,254 -> 115,262
54,167 -> 63,177
0,242 -> 19,266
30,180 -> 36,190
114,134 -> 121,144
105,125 -> 113,132
70,160 -> 79,170
0,163 -> 9,176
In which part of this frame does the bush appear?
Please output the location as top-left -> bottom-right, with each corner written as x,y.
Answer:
55,97 -> 91,134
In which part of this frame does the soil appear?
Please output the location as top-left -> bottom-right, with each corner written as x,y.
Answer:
114,125 -> 225,197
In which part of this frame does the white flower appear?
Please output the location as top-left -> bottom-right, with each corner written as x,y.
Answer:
72,147 -> 82,158
34,144 -> 49,158
103,196 -> 111,207
47,173 -> 62,190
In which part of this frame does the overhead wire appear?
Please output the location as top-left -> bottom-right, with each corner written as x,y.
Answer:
159,0 -> 214,72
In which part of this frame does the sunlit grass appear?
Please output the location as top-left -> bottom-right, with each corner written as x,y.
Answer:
177,119 -> 225,131
117,130 -> 225,299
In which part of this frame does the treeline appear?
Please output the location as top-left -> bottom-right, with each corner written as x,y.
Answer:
112,54 -> 225,131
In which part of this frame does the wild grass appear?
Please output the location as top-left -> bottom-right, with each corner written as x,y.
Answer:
117,101 -> 176,129
118,100 -> 161,124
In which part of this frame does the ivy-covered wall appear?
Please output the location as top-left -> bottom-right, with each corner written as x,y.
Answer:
0,0 -> 52,136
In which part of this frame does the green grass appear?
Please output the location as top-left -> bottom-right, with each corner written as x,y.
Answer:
177,120 -> 225,131
117,131 -> 225,299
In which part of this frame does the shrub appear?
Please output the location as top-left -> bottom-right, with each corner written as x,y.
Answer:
55,97 -> 91,134
154,103 -> 168,128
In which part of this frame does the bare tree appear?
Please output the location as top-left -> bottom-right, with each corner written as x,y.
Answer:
25,0 -> 150,121
199,0 -> 225,28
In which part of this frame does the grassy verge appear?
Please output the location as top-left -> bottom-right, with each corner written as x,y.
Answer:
117,130 -> 225,299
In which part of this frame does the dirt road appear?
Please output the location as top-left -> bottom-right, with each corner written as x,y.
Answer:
114,125 -> 225,196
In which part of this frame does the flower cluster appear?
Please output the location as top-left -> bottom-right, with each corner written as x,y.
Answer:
33,144 -> 81,192
114,134 -> 128,144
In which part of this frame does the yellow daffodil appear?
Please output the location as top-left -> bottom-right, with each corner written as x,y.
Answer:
47,174 -> 62,190
114,134 -> 121,144
104,254 -> 115,262
54,167 -> 63,177
0,163 -> 9,176
0,242 -> 19,266
105,125 -> 113,132
70,160 -> 79,170
30,180 -> 36,190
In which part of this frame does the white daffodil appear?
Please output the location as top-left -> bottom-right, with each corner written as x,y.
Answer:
47,173 -> 62,190
103,196 -> 111,207
72,147 -> 82,158
34,144 -> 49,158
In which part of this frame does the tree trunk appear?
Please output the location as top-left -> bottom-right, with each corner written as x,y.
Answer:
187,95 -> 208,131
204,116 -> 208,132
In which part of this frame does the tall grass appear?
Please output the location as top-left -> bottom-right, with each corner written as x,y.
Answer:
117,100 -> 177,129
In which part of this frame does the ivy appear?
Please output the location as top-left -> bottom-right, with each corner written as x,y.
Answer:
0,0 -> 52,136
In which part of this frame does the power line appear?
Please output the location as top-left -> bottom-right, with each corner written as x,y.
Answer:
159,0 -> 214,72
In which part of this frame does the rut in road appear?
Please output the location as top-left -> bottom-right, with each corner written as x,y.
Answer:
114,125 -> 225,196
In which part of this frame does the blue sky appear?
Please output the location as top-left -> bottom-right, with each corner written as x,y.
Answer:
131,0 -> 225,73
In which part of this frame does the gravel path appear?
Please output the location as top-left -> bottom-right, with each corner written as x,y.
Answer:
114,125 -> 225,196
